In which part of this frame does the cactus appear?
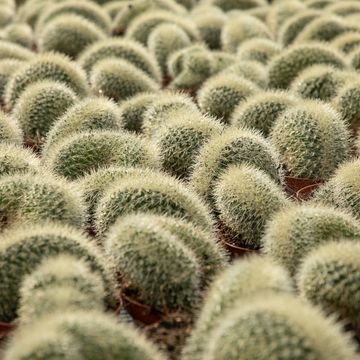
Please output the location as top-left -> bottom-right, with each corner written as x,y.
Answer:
0,223 -> 115,322
200,0 -> 266,12
203,294 -> 357,360
43,97 -> 123,151
153,111 -> 223,179
90,58 -> 159,102
12,81 -> 77,146
332,32 -> 360,54
327,1 -> 360,16
210,50 -> 236,73
118,92 -> 156,133
0,4 -> 13,27
0,110 -> 22,144
38,15 -> 106,59
1,23 -> 33,49
221,14 -> 271,53
305,0 -> 334,8
0,59 -> 24,105
78,38 -> 161,82
95,168 -> 214,235
44,130 -> 159,180
0,40 -> 32,61
231,90 -> 296,136
182,256 -> 293,360
268,44 -> 346,89
0,143 -> 40,176
5,53 -> 88,110
237,38 -> 281,65
148,23 -> 191,75
105,214 -> 201,311
270,100 -> 350,180
262,204 -> 360,276
291,65 -> 349,102
19,255 -> 106,322
298,240 -> 360,334
197,73 -> 258,123
190,127 -> 282,203
4,311 -> 166,360
214,165 -> 289,249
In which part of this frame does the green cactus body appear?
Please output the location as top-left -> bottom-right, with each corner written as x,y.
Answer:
153,112 -> 223,179
298,240 -> 360,333
44,130 -> 159,180
90,58 -> 159,102
200,0 -> 266,12
0,40 -> 32,61
190,127 -> 282,203
210,50 -> 236,74
268,44 -> 346,89
231,90 -> 296,136
332,32 -> 360,54
327,1 -> 360,17
105,214 -> 201,311
262,204 -> 360,276
214,165 -> 289,249
1,23 -> 33,49
0,60 -> 24,105
0,223 -> 115,322
237,38 -> 281,65
78,38 -> 161,82
0,5 -> 13,27
13,81 -> 77,146
4,311 -> 166,360
197,73 -> 258,123
270,100 -> 350,179
5,53 -> 89,110
95,169 -> 214,236
0,111 -> 22,144
202,294 -> 357,360
182,256 -> 293,360
305,0 -> 334,8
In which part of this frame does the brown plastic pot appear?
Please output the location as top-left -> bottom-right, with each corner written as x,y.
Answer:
284,176 -> 323,199
0,321 -> 16,340
296,182 -> 323,201
222,239 -> 259,258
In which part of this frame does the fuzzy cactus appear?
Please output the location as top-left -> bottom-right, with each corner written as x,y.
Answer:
332,31 -> 360,54
105,214 -> 201,311
13,81 -> 77,147
90,58 -> 159,102
0,40 -> 32,61
44,130 -> 159,180
270,100 -> 350,180
38,15 -> 106,59
0,4 -> 13,27
5,53 -> 88,110
19,254 -> 106,322
0,111 -> 22,144
200,0 -> 266,12
43,97 -> 123,151
197,73 -> 258,123
1,23 -> 33,49
262,204 -> 360,276
4,311 -> 166,360
305,0 -> 334,8
231,90 -> 296,136
203,294 -> 357,360
237,38 -> 281,65
0,60 -> 24,105
214,165 -> 289,249
78,38 -> 161,82
268,44 -> 346,89
298,240 -> 360,334
0,223 -> 115,322
95,168 -> 214,235
182,256 -> 293,360
327,1 -> 360,16
153,111 -> 223,179
190,127 -> 282,203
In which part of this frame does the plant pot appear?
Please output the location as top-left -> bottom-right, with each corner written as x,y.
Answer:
222,239 -> 259,258
284,176 -> 323,199
0,321 -> 16,340
296,182 -> 323,201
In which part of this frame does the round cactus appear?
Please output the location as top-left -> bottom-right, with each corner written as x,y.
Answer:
270,100 -> 350,180
4,311 -> 166,360
221,14 -> 271,53
0,59 -> 24,105
1,23 -> 33,49
231,90 -> 296,136
78,38 -> 161,82
13,81 -> 77,147
0,40 -> 32,61
305,0 -> 335,8
262,204 -> 360,276
0,110 -> 22,144
0,223 -> 115,322
44,130 -> 159,180
268,44 -> 346,89
197,73 -> 258,123
210,50 -> 236,74
214,164 -> 289,249
182,256 -> 293,360
5,53 -> 88,110
203,294 -> 357,360
327,1 -> 360,16
332,31 -> 360,54
19,254 -> 106,322
153,111 -> 223,179
105,214 -> 201,311
147,23 -> 191,75
0,143 -> 40,176
200,0 -> 266,12
90,58 -> 159,102
95,168 -> 214,236
237,38 -> 281,65
190,127 -> 282,203
298,240 -> 360,334
38,15 -> 106,59
0,4 -> 13,28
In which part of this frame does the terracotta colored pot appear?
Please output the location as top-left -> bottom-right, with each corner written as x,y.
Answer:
0,321 -> 16,340
296,182 -> 323,201
284,176 -> 323,199
222,239 -> 259,258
